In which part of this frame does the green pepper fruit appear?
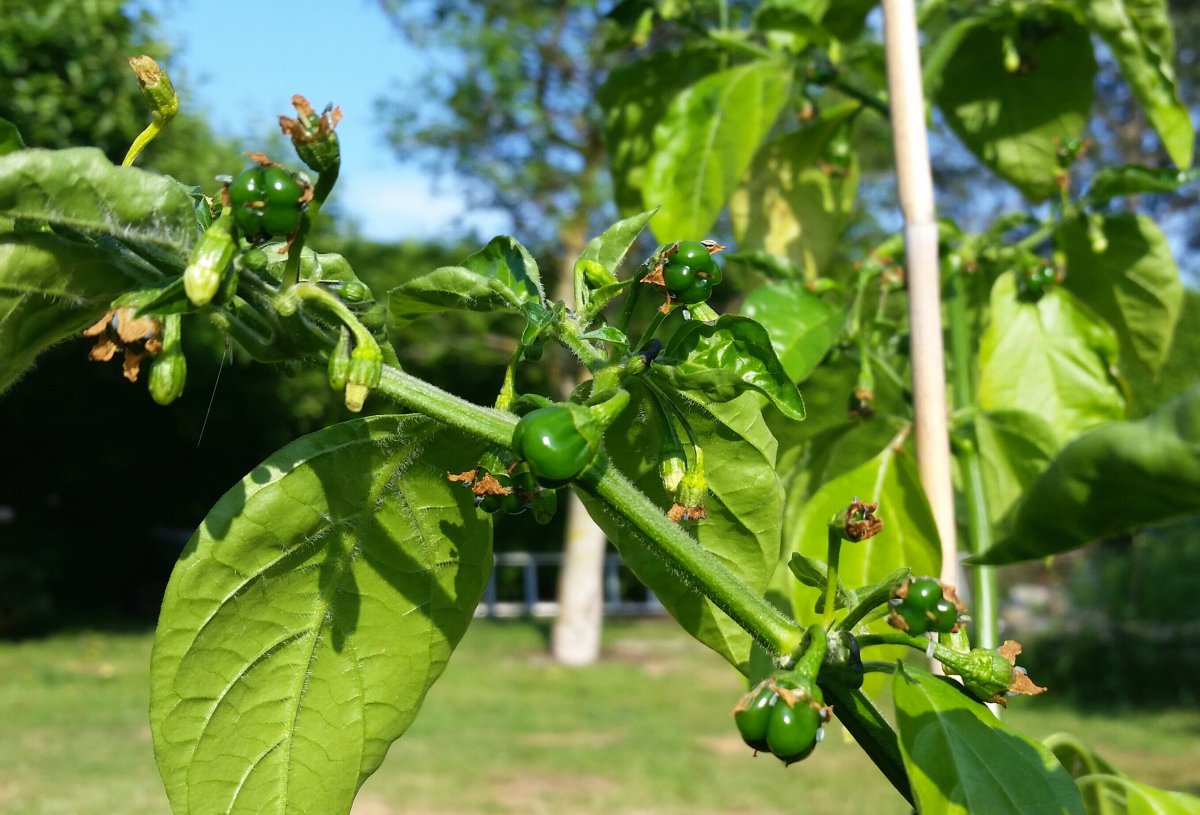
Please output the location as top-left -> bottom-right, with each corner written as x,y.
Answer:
477,471 -> 520,514
228,165 -> 306,243
906,577 -> 942,612
733,684 -> 776,753
931,598 -> 960,634
512,404 -> 601,488
733,671 -> 829,765
661,240 -> 723,305
766,688 -> 824,765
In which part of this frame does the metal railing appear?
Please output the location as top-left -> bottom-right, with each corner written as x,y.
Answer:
477,551 -> 666,618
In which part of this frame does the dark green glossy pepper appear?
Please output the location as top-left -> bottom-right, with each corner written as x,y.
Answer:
228,165 -> 305,242
511,405 -> 600,488
734,671 -> 828,765
661,241 -> 722,305
733,684 -> 776,753
766,689 -> 823,765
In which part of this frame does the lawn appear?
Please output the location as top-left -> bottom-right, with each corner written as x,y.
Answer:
1,620 -> 1197,814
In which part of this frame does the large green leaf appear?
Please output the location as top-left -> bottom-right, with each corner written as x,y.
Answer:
1085,0 -> 1194,169
598,48 -> 724,215
978,273 -> 1124,447
1057,213 -> 1182,376
933,12 -> 1095,200
971,384 -> 1200,565
644,60 -> 792,240
387,235 -> 544,328
654,314 -> 807,421
893,663 -> 1085,815
1085,165 -> 1198,205
0,147 -> 200,256
579,383 -> 783,675
740,280 -> 840,383
729,103 -> 860,278
1048,734 -> 1200,815
0,231 -> 155,393
151,415 -> 492,815
969,408 -> 1059,528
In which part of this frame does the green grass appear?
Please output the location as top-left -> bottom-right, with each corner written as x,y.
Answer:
1,620 -> 1198,814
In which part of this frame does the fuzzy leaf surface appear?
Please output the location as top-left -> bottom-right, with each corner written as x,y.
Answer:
151,415 -> 492,815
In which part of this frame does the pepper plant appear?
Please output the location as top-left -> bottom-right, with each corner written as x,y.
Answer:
1,0 -> 1199,810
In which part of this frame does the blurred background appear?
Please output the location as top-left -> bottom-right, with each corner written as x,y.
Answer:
1,0 -> 1199,811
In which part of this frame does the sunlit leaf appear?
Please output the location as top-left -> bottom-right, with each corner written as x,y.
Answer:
741,280 -> 840,383
978,273 -> 1124,447
1085,0 -> 1194,169
151,415 -> 492,815
654,315 -> 806,421
1057,213 -> 1183,376
644,60 -> 792,240
971,384 -> 1200,565
893,663 -> 1085,815
933,12 -> 1095,200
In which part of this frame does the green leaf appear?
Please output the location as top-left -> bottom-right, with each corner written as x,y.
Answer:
0,118 -> 24,156
970,409 -> 1059,527
729,102 -> 860,277
1045,733 -> 1126,815
1085,165 -> 1198,204
0,147 -> 200,256
978,273 -> 1124,447
0,231 -> 153,394
1057,213 -> 1183,376
579,383 -> 783,675
1085,0 -> 1194,168
151,415 -> 492,815
741,280 -> 840,383
654,314 -> 806,421
579,325 -> 629,346
933,12 -> 1096,200
599,48 -> 724,215
893,663 -> 1086,815
574,209 -> 657,281
387,235 -> 543,328
971,383 -> 1200,565
644,60 -> 792,240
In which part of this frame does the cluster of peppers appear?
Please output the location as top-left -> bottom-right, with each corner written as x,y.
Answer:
887,576 -> 965,636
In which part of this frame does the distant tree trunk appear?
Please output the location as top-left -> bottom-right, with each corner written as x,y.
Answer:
550,217 -> 607,666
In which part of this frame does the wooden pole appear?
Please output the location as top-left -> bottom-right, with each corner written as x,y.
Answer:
881,0 -> 958,587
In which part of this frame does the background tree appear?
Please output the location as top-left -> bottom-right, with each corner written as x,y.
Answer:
378,0 -> 625,664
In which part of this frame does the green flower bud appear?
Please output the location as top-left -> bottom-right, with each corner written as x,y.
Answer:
183,212 -> 236,307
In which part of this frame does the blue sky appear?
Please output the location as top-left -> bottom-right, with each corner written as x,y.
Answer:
143,0 -> 507,242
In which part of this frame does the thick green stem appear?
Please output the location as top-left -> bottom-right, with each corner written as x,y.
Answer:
946,271 -> 998,651
575,464 -> 804,660
819,683 -> 914,806
830,77 -> 890,117
377,364 -> 516,447
822,528 -> 843,626
556,313 -> 607,370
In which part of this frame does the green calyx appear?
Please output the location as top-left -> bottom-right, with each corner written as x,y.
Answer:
279,95 -> 342,176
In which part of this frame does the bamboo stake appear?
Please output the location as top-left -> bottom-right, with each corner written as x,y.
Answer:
881,0 -> 958,588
